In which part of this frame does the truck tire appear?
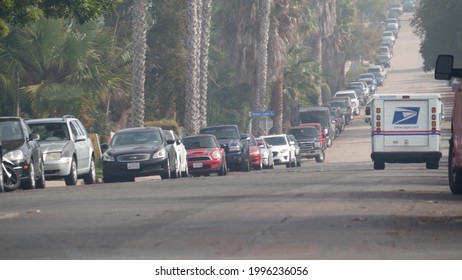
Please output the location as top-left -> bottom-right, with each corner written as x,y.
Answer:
448,143 -> 462,194
315,150 -> 325,163
373,161 -> 385,170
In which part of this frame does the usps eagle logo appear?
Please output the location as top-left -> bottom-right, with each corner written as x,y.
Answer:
392,107 -> 420,125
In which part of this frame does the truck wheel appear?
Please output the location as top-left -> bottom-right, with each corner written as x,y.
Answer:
373,161 -> 385,170
426,161 -> 439,169
449,144 -> 462,194
315,151 -> 325,163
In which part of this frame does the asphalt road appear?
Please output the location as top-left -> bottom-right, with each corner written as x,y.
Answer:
1,12 -> 462,260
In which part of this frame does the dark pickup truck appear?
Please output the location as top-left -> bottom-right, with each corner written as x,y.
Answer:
199,125 -> 251,171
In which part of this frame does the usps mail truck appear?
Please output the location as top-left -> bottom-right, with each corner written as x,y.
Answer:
369,93 -> 443,170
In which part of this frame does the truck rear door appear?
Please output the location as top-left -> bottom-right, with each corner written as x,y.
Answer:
383,100 -> 429,147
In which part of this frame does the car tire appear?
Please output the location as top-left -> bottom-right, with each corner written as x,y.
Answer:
160,159 -> 171,180
65,158 -> 78,186
83,157 -> 96,184
241,156 -> 251,172
22,161 -> 36,189
36,159 -> 46,189
170,158 -> 179,179
315,150 -> 325,163
373,161 -> 385,170
286,154 -> 292,168
218,161 -> 227,176
449,143 -> 462,194
181,164 -> 189,178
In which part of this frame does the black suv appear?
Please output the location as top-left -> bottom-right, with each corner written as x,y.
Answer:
0,117 -> 46,191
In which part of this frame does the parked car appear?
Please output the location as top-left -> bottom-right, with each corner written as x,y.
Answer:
164,130 -> 188,178
287,134 -> 302,167
287,125 -> 325,163
246,133 -> 262,170
382,31 -> 396,46
101,127 -> 176,183
378,45 -> 393,58
385,23 -> 399,38
325,98 -> 353,125
261,134 -> 296,168
27,115 -> 96,186
182,134 -> 227,176
358,76 -> 377,94
329,107 -> 346,137
255,137 -> 274,169
298,107 -> 334,147
199,125 -> 251,172
376,54 -> 391,68
346,81 -> 370,103
1,116 -> 46,190
334,90 -> 360,116
367,65 -> 387,86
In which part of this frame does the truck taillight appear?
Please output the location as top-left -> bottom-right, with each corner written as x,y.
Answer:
376,121 -> 381,127
377,128 -> 381,133
432,115 -> 436,120
431,107 -> 436,113
376,115 -> 381,120
432,121 -> 436,127
376,108 -> 381,114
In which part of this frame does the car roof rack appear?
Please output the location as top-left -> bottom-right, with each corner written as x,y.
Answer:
63,115 -> 75,119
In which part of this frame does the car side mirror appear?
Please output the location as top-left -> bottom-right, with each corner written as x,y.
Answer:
176,139 -> 182,145
29,133 -> 40,141
100,143 -> 109,153
166,139 -> 175,145
289,141 -> 295,145
75,135 -> 86,142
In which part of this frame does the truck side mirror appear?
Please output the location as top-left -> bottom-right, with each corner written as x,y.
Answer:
435,55 -> 454,80
365,106 -> 371,115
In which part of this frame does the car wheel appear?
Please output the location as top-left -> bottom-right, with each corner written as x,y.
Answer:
170,158 -> 179,179
0,167 -> 3,192
22,161 -> 36,189
449,143 -> 462,194
3,164 -> 20,192
181,162 -> 189,178
218,162 -> 226,176
373,161 -> 385,170
65,158 -> 78,186
315,150 -> 325,163
286,154 -> 292,168
83,157 -> 96,184
297,156 -> 302,167
160,159 -> 171,180
36,159 -> 46,189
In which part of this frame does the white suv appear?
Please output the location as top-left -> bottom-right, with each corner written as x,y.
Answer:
335,90 -> 360,115
26,115 -> 96,186
261,134 -> 296,168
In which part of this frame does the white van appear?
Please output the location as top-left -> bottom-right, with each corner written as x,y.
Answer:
367,94 -> 443,170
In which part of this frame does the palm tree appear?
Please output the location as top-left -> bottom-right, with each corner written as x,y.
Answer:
199,0 -> 212,129
185,0 -> 201,135
0,17 -> 131,120
128,0 -> 148,128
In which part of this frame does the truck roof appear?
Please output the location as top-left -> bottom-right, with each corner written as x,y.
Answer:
373,93 -> 441,100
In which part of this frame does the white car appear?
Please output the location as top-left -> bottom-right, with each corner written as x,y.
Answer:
165,130 -> 189,178
261,134 -> 296,168
255,137 -> 274,169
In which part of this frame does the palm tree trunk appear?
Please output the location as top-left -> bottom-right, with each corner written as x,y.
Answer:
185,0 -> 201,135
199,0 -> 212,129
252,0 -> 271,136
128,0 -> 148,128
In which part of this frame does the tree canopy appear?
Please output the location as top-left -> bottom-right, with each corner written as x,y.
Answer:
0,0 -> 121,36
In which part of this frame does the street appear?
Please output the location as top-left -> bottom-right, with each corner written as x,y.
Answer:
1,12 -> 462,260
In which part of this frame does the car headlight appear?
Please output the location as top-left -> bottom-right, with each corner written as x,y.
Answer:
4,150 -> 24,162
280,148 -> 288,154
211,150 -> 221,159
152,148 -> 166,159
229,145 -> 240,152
314,141 -> 321,148
46,152 -> 62,161
102,152 -> 115,162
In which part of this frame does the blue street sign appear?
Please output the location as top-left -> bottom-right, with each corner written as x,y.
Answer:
250,111 -> 275,117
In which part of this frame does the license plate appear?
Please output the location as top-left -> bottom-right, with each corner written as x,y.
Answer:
193,162 -> 203,168
127,162 -> 140,170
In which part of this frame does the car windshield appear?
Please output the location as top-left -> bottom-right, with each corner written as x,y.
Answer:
183,136 -> 218,149
299,111 -> 327,126
200,127 -> 239,139
111,130 -> 161,146
337,93 -> 356,99
28,123 -> 70,141
0,121 -> 24,142
288,128 -> 317,139
263,136 -> 287,146
329,101 -> 347,109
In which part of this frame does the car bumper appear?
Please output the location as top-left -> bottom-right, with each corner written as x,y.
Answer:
300,148 -> 323,159
272,151 -> 290,165
371,152 -> 442,163
188,159 -> 222,174
225,152 -> 246,167
43,156 -> 72,178
102,157 -> 168,178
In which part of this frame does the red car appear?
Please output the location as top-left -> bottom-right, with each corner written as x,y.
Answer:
246,133 -> 262,170
183,134 -> 227,176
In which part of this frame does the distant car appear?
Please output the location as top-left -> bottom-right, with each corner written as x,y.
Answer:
26,115 -> 96,186
385,23 -> 399,38
287,134 -> 302,167
358,77 -> 377,94
329,107 -> 346,137
102,127 -> 176,183
376,54 -> 391,68
378,45 -> 393,58
165,130 -> 189,178
298,107 -> 334,147
183,134 -> 227,176
1,116 -> 46,191
382,31 -> 396,46
325,98 -> 353,125
246,134 -> 262,170
334,90 -> 360,116
255,137 -> 274,169
367,65 -> 387,86
346,81 -> 370,103
261,134 -> 296,168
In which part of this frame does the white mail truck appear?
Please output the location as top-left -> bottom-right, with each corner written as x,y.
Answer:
367,93 -> 443,170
